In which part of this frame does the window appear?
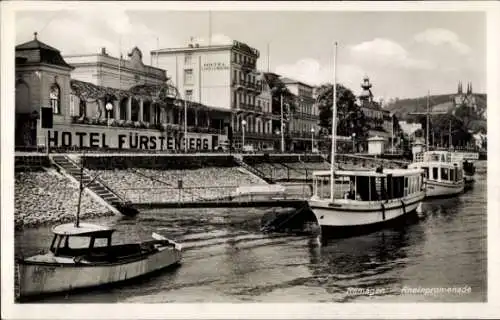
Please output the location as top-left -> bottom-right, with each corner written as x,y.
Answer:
441,168 -> 449,181
232,52 -> 237,62
450,169 -> 455,182
79,99 -> 86,118
131,98 -> 140,122
49,83 -> 61,114
422,166 -> 429,178
432,167 -> 438,180
184,69 -> 193,85
185,54 -> 192,65
185,90 -> 193,101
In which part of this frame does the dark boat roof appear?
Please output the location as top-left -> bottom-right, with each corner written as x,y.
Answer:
52,223 -> 115,236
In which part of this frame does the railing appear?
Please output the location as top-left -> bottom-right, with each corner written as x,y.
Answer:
116,186 -> 239,203
241,61 -> 256,70
120,184 -> 313,205
69,119 -> 226,135
61,155 -> 130,204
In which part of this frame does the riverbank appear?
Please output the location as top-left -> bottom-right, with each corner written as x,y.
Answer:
14,169 -> 113,229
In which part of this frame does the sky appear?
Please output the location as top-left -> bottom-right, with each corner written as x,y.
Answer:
14,5 -> 486,102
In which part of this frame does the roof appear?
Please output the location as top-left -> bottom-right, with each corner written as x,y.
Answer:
16,33 -> 73,69
280,77 -> 313,88
70,79 -> 131,100
52,223 -> 115,236
16,38 -> 60,52
312,168 -> 423,177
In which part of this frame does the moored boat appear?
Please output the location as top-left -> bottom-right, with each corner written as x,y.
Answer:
17,223 -> 182,298
306,42 -> 425,237
16,156 -> 182,299
308,168 -> 425,235
409,150 -> 464,198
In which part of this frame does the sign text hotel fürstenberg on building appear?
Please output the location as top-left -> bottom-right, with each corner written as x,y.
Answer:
43,125 -> 225,151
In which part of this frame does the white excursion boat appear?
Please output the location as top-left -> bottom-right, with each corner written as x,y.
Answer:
17,224 -> 182,298
409,150 -> 464,198
16,159 -> 182,299
308,168 -> 425,235
307,42 -> 426,237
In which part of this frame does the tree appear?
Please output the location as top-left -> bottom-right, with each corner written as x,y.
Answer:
454,103 -> 478,129
264,73 -> 297,129
316,83 -> 368,141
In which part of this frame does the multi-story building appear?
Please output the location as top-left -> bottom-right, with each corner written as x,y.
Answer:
15,33 -> 227,151
281,77 -> 320,151
64,47 -> 166,90
152,40 -> 276,150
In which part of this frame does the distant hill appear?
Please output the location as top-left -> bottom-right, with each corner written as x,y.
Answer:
385,93 -> 487,132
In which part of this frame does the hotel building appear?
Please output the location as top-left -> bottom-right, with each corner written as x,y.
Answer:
15,33 -> 228,151
152,40 -> 281,150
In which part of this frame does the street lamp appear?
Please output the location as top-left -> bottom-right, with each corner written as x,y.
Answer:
184,99 -> 188,153
352,132 -> 356,153
241,119 -> 247,151
105,102 -> 113,127
390,112 -> 394,154
311,128 -> 315,153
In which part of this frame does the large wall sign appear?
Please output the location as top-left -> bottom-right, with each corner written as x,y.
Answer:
43,124 -> 227,151
202,62 -> 229,71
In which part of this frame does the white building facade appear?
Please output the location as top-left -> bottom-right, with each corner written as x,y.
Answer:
152,40 -> 276,149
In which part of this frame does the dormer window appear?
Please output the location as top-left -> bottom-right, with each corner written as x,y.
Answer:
49,83 -> 60,114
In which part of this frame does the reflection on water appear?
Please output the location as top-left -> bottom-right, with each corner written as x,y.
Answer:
15,170 -> 487,303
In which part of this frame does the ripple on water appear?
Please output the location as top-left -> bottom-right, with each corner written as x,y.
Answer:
15,177 -> 487,302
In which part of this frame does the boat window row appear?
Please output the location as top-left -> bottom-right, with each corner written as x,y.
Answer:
313,174 -> 422,202
422,166 -> 463,182
426,152 -> 451,163
50,234 -> 111,256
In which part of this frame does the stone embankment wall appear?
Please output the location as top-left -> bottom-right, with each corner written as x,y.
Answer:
15,169 -> 112,229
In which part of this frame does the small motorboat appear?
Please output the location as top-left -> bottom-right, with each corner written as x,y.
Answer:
17,223 -> 182,298
16,157 -> 182,299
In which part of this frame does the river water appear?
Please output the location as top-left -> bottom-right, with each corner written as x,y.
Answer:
15,165 -> 487,303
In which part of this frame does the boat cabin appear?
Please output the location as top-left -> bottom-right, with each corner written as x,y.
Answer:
311,168 -> 424,202
49,223 -> 115,258
413,151 -> 463,183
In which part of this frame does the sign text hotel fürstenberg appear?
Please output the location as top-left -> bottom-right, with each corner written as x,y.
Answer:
45,126 -> 222,151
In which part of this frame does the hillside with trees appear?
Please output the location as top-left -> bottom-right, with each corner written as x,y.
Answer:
384,93 -> 487,134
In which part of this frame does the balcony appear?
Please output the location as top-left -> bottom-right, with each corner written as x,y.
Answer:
232,80 -> 262,94
241,61 -> 256,71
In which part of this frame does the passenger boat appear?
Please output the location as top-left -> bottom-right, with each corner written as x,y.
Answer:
16,159 -> 182,299
309,168 -> 425,235
408,150 -> 464,198
307,42 -> 426,237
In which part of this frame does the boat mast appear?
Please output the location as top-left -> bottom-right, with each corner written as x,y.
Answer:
75,157 -> 83,228
330,42 -> 338,202
426,91 -> 430,151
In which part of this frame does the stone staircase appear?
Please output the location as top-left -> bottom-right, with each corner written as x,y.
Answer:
50,155 -> 139,216
232,154 -> 274,184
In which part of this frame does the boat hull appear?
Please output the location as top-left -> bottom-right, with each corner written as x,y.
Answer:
425,179 -> 464,198
308,192 -> 425,237
18,247 -> 181,298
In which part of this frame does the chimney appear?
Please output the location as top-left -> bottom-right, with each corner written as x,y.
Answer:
101,47 -> 107,55
195,43 -> 200,48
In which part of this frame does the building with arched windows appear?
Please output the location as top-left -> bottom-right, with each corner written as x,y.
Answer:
15,33 -> 229,151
